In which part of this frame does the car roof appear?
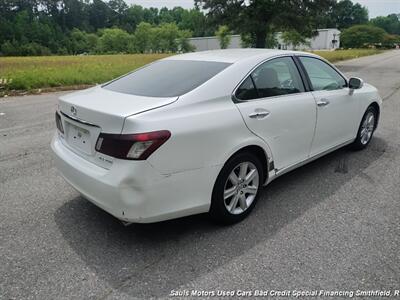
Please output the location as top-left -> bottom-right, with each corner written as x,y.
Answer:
163,48 -> 314,64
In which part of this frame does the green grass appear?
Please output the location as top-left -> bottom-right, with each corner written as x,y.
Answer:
0,54 -> 170,93
0,49 -> 384,94
311,49 -> 383,63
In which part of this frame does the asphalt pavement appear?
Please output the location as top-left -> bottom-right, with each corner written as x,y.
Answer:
0,51 -> 399,299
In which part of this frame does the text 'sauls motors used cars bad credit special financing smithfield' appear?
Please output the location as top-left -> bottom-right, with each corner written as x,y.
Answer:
51,49 -> 382,225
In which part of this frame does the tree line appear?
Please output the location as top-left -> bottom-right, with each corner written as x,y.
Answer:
0,0 -> 399,56
197,0 -> 400,49
0,0 -> 213,55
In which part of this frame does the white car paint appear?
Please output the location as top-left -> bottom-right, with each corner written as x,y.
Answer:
309,83 -> 377,156
51,49 -> 382,223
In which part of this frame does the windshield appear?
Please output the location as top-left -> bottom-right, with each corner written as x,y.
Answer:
103,60 -> 231,97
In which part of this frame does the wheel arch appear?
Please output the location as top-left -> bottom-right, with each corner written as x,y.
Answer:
220,143 -> 272,185
368,101 -> 380,129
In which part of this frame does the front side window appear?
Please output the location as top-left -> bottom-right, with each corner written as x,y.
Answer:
235,56 -> 305,101
299,56 -> 347,91
104,60 -> 231,97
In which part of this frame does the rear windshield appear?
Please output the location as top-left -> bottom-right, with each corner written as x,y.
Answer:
103,60 -> 231,97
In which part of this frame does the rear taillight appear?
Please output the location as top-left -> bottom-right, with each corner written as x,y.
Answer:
95,130 -> 171,160
55,112 -> 64,134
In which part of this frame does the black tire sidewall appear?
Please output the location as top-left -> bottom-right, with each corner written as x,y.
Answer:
210,152 -> 264,224
353,106 -> 377,150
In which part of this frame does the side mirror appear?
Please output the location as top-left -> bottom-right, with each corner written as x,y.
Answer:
349,77 -> 364,90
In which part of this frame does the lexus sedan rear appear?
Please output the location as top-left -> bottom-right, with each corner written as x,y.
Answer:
51,49 -> 382,224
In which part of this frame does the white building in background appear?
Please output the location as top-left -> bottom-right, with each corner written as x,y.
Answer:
276,28 -> 341,51
188,29 -> 340,52
188,35 -> 242,52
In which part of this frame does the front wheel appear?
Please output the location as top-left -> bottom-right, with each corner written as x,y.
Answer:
351,106 -> 377,150
209,152 -> 263,225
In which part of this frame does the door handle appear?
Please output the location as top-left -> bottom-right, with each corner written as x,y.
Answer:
249,111 -> 270,119
317,99 -> 330,107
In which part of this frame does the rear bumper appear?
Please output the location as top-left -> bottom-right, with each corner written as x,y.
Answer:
51,134 -> 218,223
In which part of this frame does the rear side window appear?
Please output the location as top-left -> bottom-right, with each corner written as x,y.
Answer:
299,56 -> 347,91
235,77 -> 258,100
235,56 -> 305,101
103,60 -> 231,97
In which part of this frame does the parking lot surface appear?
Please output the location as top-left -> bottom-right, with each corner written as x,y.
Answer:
1,51 -> 399,299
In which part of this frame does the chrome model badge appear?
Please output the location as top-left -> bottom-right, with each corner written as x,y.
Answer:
70,106 -> 77,116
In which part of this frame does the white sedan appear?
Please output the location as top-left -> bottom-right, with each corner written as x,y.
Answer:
51,49 -> 382,224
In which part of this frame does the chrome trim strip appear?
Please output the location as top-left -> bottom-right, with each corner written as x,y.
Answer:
60,111 -> 99,127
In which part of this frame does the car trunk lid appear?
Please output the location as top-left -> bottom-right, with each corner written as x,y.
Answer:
59,86 -> 177,133
58,86 -> 177,167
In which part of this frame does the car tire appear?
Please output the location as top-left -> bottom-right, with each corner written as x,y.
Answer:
209,152 -> 264,225
351,106 -> 377,150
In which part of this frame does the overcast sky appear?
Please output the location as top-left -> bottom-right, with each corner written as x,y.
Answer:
126,0 -> 400,18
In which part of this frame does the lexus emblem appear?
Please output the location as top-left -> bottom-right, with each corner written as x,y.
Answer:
70,106 -> 77,116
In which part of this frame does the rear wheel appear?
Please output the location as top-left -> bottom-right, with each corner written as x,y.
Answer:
210,152 -> 263,224
352,106 -> 377,150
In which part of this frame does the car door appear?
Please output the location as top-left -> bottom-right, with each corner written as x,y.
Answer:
234,56 -> 317,171
298,56 -> 359,156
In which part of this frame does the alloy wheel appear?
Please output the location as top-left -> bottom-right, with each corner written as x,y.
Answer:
223,162 -> 259,215
360,112 -> 375,145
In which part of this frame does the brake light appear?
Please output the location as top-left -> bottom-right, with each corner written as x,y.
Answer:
55,112 -> 64,134
95,130 -> 171,160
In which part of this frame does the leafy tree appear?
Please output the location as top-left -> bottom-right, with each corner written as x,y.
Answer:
157,23 -> 181,52
143,7 -> 159,25
108,0 -> 129,26
341,25 -> 387,48
108,0 -> 128,14
281,30 -> 310,50
87,0 -> 113,30
196,0 -> 335,48
133,22 -> 153,53
179,8 -> 212,37
159,7 -> 175,23
215,25 -> 231,49
330,0 -> 368,29
124,5 -> 145,32
0,0 -> 376,56
62,0 -> 90,31
98,28 -> 131,53
69,28 -> 98,54
0,1 -> 214,56
370,14 -> 400,35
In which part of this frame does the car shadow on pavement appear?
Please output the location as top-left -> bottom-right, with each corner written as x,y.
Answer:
54,137 -> 387,298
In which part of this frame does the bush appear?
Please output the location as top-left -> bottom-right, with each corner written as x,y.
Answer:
20,43 -> 51,56
215,25 -> 231,49
1,41 -> 18,56
177,29 -> 195,53
69,29 -> 99,54
133,22 -> 153,53
134,22 -> 193,53
156,23 -> 181,53
98,28 -> 132,54
281,30 -> 309,50
341,25 -> 387,48
382,34 -> 400,48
